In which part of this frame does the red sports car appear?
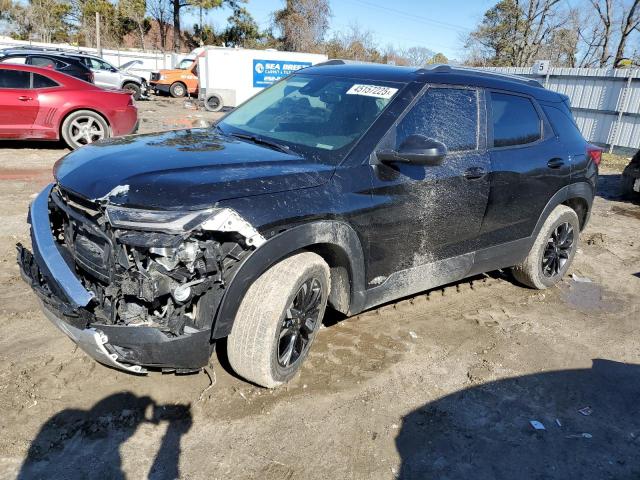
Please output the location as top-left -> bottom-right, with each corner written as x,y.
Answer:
0,64 -> 138,149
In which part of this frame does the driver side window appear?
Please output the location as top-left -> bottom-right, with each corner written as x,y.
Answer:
396,87 -> 479,152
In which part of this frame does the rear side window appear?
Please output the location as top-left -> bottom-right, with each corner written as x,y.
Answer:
543,104 -> 586,148
491,92 -> 541,147
0,56 -> 27,65
30,56 -> 57,68
33,73 -> 59,88
396,87 -> 478,152
0,70 -> 30,88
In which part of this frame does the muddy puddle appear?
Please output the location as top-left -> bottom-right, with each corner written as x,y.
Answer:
559,278 -> 620,314
610,205 -> 640,221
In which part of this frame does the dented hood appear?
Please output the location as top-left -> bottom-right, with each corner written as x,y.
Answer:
54,129 -> 334,210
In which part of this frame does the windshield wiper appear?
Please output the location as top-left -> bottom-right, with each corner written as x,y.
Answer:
228,132 -> 291,154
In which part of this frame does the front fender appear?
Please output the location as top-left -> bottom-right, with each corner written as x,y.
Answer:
211,220 -> 366,339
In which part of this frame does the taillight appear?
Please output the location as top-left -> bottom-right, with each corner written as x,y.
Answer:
587,145 -> 602,166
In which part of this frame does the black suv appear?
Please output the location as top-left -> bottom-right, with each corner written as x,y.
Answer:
0,50 -> 94,83
18,63 -> 599,387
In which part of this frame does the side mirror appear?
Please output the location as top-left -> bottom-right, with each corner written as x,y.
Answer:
376,135 -> 448,166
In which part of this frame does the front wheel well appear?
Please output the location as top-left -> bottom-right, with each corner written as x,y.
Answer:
562,197 -> 589,230
300,243 -> 352,315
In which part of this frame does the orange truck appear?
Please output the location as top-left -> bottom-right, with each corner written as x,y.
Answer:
149,54 -> 201,97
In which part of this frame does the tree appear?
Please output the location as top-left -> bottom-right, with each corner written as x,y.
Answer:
464,0 -> 569,67
8,0 -> 73,43
171,0 -> 238,52
324,24 -> 384,62
73,0 -> 123,48
273,0 -> 331,52
119,0 -> 147,49
221,6 -> 260,46
148,0 -> 171,50
613,0 -> 640,66
402,46 -> 436,67
427,52 -> 449,64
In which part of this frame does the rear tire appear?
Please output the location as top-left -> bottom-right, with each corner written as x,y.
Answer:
227,252 -> 330,388
60,110 -> 110,150
169,82 -> 187,98
122,82 -> 141,100
621,174 -> 640,201
512,205 -> 580,289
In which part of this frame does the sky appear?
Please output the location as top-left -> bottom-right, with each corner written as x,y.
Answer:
185,0 -> 497,60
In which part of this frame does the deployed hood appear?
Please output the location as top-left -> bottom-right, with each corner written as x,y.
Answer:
120,60 -> 143,71
54,129 -> 335,210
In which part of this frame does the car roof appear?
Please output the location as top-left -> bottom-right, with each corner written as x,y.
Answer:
0,63 -> 87,84
302,61 -> 562,102
0,51 -> 87,66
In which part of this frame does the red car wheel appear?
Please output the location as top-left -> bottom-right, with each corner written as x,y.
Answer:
61,110 -> 110,149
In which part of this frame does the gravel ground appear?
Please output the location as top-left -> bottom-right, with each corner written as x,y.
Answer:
0,98 -> 638,480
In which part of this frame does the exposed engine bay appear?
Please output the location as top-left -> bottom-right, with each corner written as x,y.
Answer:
48,185 -> 263,340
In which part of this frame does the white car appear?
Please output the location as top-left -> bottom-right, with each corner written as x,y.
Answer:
65,54 -> 149,100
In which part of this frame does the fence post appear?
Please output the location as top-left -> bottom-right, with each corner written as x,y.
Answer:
609,70 -> 634,153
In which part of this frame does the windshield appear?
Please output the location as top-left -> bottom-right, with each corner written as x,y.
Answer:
218,74 -> 402,160
177,58 -> 194,69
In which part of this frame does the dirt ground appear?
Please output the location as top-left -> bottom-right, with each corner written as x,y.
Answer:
0,97 -> 638,480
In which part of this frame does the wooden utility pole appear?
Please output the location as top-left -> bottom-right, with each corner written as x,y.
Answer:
96,12 -> 102,56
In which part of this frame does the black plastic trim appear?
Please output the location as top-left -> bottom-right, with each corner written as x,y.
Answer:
211,221 -> 367,339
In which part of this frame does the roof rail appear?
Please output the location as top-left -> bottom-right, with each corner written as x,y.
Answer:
315,59 -> 380,66
417,64 -> 543,87
416,64 -> 452,74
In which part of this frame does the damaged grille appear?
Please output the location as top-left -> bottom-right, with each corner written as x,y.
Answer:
150,72 -> 160,81
48,184 -> 254,339
52,187 -> 114,283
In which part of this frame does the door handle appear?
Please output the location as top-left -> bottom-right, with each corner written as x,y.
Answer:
18,96 -> 33,101
463,167 -> 487,180
547,158 -> 565,169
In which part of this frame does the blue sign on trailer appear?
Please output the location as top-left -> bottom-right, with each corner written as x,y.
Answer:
253,59 -> 312,88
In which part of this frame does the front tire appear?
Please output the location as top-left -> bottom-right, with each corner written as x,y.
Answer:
60,110 -> 109,149
122,82 -> 141,100
169,82 -> 187,98
227,252 -> 330,388
512,205 -> 580,289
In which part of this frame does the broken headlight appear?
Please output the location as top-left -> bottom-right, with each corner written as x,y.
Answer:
105,206 -> 214,233
105,206 -> 266,247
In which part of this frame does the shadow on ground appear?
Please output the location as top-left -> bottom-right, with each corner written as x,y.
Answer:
17,392 -> 192,480
396,359 -> 640,479
0,139 -> 68,150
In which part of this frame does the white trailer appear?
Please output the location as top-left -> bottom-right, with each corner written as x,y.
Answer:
197,48 -> 327,111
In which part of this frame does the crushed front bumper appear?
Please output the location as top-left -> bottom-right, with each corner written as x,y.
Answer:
17,184 -> 214,373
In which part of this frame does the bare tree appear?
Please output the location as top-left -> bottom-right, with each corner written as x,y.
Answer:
464,0 -> 569,67
401,46 -> 435,67
614,0 -> 640,65
588,0 -> 614,66
148,0 -> 171,50
273,0 -> 331,52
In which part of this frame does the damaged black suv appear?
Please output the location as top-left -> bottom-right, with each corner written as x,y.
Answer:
18,63 -> 599,387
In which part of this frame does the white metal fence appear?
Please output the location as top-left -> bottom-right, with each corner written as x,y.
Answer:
484,66 -> 640,152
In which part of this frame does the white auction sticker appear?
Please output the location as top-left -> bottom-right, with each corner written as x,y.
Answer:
346,84 -> 398,99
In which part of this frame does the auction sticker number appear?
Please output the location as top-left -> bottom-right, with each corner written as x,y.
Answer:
346,84 -> 398,99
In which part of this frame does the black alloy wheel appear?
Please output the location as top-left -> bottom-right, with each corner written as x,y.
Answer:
277,278 -> 323,368
542,221 -> 574,277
